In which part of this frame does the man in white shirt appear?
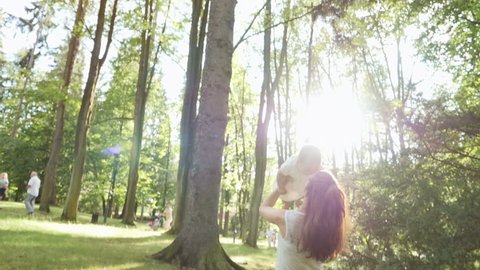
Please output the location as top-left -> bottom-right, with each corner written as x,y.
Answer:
25,171 -> 41,215
275,145 -> 322,202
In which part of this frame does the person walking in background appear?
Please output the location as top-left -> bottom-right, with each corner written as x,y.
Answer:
266,227 -> 277,248
162,205 -> 173,230
260,171 -> 349,270
25,171 -> 41,215
0,172 -> 9,200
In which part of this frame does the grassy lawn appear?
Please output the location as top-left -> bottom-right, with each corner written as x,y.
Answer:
0,201 -> 275,270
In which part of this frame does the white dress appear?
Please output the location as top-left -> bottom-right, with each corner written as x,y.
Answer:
276,210 -> 322,270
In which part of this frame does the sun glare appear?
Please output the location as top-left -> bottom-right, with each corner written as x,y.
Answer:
296,90 -> 367,163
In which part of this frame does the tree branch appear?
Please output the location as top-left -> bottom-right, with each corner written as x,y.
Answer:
420,141 -> 480,174
99,0 -> 119,66
233,2 -> 267,52
235,5 -> 315,50
441,144 -> 480,162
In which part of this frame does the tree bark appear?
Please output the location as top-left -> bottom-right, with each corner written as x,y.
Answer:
61,0 -> 118,222
170,0 -> 210,234
123,0 -> 155,225
152,0 -> 241,268
40,0 -> 88,213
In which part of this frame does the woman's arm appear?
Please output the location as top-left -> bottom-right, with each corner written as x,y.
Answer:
259,189 -> 286,226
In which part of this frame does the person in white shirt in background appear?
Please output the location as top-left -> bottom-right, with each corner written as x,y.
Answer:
25,171 -> 41,215
162,205 -> 173,229
0,172 -> 9,200
266,228 -> 277,248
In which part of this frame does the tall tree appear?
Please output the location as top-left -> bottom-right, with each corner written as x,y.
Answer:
123,0 -> 156,225
61,0 -> 118,222
152,0 -> 241,268
10,2 -> 49,140
245,0 -> 273,248
246,0 -> 289,247
170,0 -> 209,234
273,0 -> 292,166
40,0 -> 88,213
228,67 -> 255,240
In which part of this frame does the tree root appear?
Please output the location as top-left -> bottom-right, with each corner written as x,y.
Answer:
151,238 -> 245,270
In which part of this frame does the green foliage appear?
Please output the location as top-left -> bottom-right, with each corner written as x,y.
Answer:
1,0 -> 479,268
319,1 -> 480,269
415,0 -> 480,115
0,40 -> 84,200
221,61 -> 257,236
338,158 -> 479,269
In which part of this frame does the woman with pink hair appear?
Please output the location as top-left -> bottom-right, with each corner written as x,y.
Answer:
260,171 -> 349,269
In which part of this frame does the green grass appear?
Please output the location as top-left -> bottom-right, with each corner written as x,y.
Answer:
0,201 -> 275,270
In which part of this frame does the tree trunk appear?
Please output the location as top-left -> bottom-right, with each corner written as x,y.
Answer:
239,190 -> 248,240
161,122 -> 172,210
123,0 -> 155,225
152,0 -> 241,268
61,0 -> 118,222
170,0 -> 209,234
306,3 -> 315,107
374,121 -> 384,163
223,210 -> 230,237
395,34 -> 407,159
374,18 -> 408,160
284,44 -> 292,157
219,189 -> 224,231
233,71 -> 251,241
274,79 -> 284,166
273,1 -> 290,167
246,0 -> 289,247
219,134 -> 230,233
40,0 -> 88,213
245,0 -> 272,248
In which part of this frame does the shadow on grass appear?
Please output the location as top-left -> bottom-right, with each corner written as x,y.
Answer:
1,230 -> 275,270
0,202 -> 276,270
1,229 -> 175,270
0,201 -> 154,231
223,242 -> 276,270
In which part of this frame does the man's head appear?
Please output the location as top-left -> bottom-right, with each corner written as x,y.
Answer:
30,171 -> 38,178
297,145 -> 322,175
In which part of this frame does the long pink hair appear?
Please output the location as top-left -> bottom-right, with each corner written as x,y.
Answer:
300,171 -> 349,262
